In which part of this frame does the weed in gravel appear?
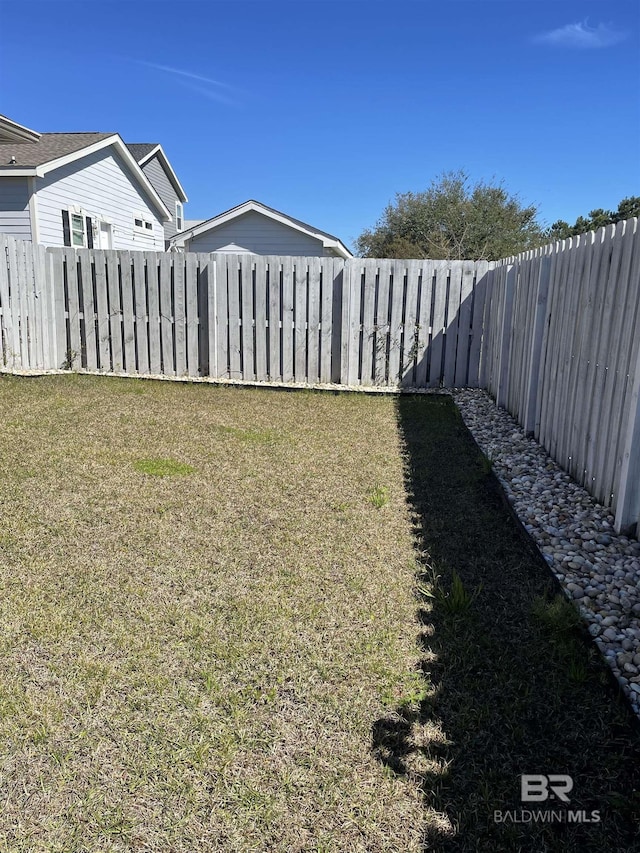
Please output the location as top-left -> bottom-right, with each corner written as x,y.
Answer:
368,484 -> 390,508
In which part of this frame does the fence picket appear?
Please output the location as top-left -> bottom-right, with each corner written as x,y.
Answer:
159,254 -> 174,375
224,254 -> 240,378
399,261 -> 420,387
23,241 -> 37,369
307,257 -> 321,383
358,262 -> 376,385
266,256 -> 281,380
10,239 -> 28,368
93,250 -> 110,371
173,254 -> 187,377
79,249 -> 97,371
294,259 -> 307,382
374,260 -> 391,385
64,247 -> 82,370
0,237 -> 14,368
254,256 -> 268,381
132,252 -> 149,374
387,261 -> 405,385
105,250 -> 123,372
467,261 -> 490,388
214,253 -> 229,378
454,261 -> 475,387
186,253 -> 199,377
319,258 -> 334,383
146,252 -> 161,374
119,251 -> 136,372
281,256 -> 294,382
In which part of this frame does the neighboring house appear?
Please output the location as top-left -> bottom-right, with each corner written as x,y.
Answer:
126,143 -> 188,247
170,200 -> 352,258
0,114 -> 185,251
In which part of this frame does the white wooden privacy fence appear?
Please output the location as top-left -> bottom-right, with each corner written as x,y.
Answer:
0,237 -> 492,389
480,219 -> 640,534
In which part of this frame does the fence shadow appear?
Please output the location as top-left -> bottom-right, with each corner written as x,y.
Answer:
372,394 -> 640,851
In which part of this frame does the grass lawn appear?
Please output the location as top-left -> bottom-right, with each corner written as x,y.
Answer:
0,376 -> 639,852
0,376 -> 425,852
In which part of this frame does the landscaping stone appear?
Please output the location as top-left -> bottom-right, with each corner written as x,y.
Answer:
451,388 -> 640,720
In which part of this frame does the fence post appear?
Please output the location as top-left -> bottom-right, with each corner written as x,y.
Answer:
522,252 -> 551,434
495,263 -> 516,408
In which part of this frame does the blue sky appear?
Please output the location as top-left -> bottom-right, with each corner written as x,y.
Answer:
1,0 -> 638,251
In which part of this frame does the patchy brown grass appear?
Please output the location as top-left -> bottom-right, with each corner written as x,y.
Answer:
0,375 -> 430,852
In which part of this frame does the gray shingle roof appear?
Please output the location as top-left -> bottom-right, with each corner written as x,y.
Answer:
125,143 -> 158,162
0,132 -> 113,168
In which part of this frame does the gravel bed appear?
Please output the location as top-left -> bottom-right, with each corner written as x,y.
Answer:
451,388 -> 640,719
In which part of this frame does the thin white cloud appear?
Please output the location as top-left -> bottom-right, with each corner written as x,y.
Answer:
534,21 -> 627,49
184,85 -> 237,107
127,59 -> 242,107
138,61 -> 235,90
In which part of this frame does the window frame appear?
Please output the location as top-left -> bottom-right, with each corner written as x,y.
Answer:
134,213 -> 155,234
175,201 -> 184,232
62,207 -> 93,249
70,212 -> 87,247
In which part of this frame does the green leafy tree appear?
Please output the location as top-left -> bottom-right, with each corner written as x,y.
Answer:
614,196 -> 640,222
548,196 -> 640,241
355,171 -> 544,260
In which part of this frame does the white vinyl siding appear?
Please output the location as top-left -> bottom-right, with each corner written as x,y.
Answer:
141,154 -> 181,245
185,210 -> 326,256
35,147 -> 164,250
0,178 -> 32,240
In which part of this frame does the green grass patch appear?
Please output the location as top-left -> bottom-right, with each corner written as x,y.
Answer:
368,484 -> 390,508
133,457 -> 196,476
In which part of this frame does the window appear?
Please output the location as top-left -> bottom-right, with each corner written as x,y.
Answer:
175,201 -> 184,232
71,214 -> 86,246
134,214 -> 154,233
62,209 -> 93,248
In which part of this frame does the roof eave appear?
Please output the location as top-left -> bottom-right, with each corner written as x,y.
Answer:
170,201 -> 346,249
0,168 -> 37,177
0,115 -> 41,143
138,144 -> 188,203
324,240 -> 353,259
33,134 -> 172,222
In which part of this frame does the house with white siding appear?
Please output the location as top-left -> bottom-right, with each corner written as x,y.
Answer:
0,114 -> 187,251
126,143 -> 188,246
169,200 -> 352,258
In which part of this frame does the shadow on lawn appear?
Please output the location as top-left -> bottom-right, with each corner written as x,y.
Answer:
372,394 -> 640,852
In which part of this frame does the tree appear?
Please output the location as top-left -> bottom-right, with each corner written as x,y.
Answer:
355,171 -> 544,260
548,196 -> 640,241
